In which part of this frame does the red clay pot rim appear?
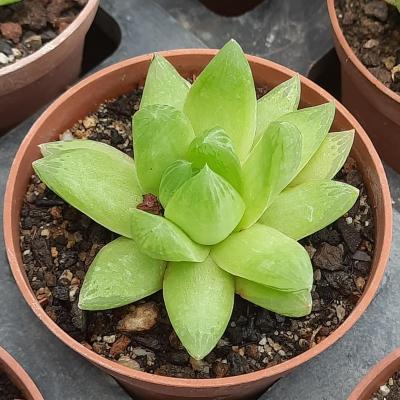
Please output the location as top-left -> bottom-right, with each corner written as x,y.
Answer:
4,49 -> 393,390
0,347 -> 43,400
348,349 -> 400,399
327,0 -> 400,104
0,0 -> 99,77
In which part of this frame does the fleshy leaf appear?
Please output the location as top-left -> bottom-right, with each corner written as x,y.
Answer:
159,160 -> 195,208
79,237 -> 166,310
141,54 -> 190,110
133,104 -> 195,194
163,257 -> 234,360
165,165 -> 245,245
211,224 -> 313,292
277,102 -> 335,171
33,148 -> 142,238
183,39 -> 256,161
254,75 -> 301,146
187,127 -> 242,192
236,277 -> 312,317
290,130 -> 354,186
238,121 -> 302,229
131,209 -> 209,262
260,180 -> 359,240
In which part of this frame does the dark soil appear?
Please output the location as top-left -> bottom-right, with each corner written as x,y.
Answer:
0,0 -> 87,68
335,0 -> 400,94
371,371 -> 400,399
0,372 -> 24,400
19,86 -> 375,379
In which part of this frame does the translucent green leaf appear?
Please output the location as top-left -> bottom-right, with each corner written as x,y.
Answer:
277,102 -> 335,171
187,127 -> 242,192
33,148 -> 142,238
159,160 -> 195,208
163,257 -> 234,360
386,0 -> 400,12
183,39 -> 256,161
131,209 -> 209,262
0,0 -> 21,5
236,277 -> 312,317
254,75 -> 301,146
133,104 -> 195,194
260,180 -> 359,240
79,237 -> 166,310
211,224 -> 313,292
238,121 -> 302,229
165,165 -> 245,245
141,54 -> 190,110
290,130 -> 354,186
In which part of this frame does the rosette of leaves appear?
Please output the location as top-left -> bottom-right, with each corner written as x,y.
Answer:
33,40 -> 358,360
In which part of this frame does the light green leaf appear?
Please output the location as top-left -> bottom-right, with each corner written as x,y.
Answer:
165,165 -> 245,245
236,277 -> 312,317
385,0 -> 400,12
211,224 -> 313,292
163,257 -> 234,360
159,160 -> 195,208
183,39 -> 256,161
131,209 -> 209,262
260,180 -> 359,240
141,54 -> 190,110
133,104 -> 195,194
290,130 -> 354,186
187,127 -> 242,192
0,0 -> 21,5
79,237 -> 166,310
238,121 -> 302,229
254,75 -> 301,146
277,102 -> 335,171
33,148 -> 142,238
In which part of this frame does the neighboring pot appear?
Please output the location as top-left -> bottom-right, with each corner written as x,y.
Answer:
4,50 -> 392,400
327,0 -> 400,173
0,0 -> 99,134
0,347 -> 43,400
348,349 -> 400,399
198,0 -> 265,16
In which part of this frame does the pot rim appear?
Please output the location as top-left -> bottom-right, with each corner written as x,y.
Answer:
4,49 -> 393,390
0,0 -> 99,77
0,346 -> 43,400
326,0 -> 400,105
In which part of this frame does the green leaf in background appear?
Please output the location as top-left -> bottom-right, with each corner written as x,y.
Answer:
187,127 -> 242,192
140,54 -> 190,110
254,75 -> 301,146
165,165 -> 245,245
133,104 -> 195,194
385,0 -> 400,12
277,102 -> 335,171
238,121 -> 302,229
236,277 -> 312,317
33,148 -> 142,238
0,0 -> 21,5
260,180 -> 359,240
131,209 -> 209,262
290,130 -> 354,186
163,257 -> 234,360
211,224 -> 313,292
79,237 -> 166,310
183,39 -> 256,161
159,160 -> 195,208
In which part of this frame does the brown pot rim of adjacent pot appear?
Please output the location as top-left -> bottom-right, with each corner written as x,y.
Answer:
0,0 -> 99,78
348,349 -> 400,399
0,346 -> 43,400
4,49 -> 393,391
326,0 -> 400,105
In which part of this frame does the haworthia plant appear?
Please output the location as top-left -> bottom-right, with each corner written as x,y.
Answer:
33,39 -> 359,360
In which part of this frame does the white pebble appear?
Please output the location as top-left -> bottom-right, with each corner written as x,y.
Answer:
0,53 -> 9,65
380,384 -> 390,396
346,217 -> 353,224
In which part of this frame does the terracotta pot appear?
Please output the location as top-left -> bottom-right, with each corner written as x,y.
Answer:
0,347 -> 43,400
3,50 -> 393,400
198,0 -> 265,16
348,349 -> 400,399
327,0 -> 400,173
0,0 -> 99,135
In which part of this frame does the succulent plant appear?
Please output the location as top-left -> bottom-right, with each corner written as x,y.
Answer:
33,40 -> 358,360
0,0 -> 21,6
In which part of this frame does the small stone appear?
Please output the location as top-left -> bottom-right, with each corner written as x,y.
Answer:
69,285 -> 79,302
103,335 -> 116,344
364,1 -> 388,22
117,356 -> 142,370
40,228 -> 50,238
24,34 -> 43,51
0,52 -> 9,65
389,377 -> 394,386
346,217 -> 353,224
117,303 -> 158,333
0,39 -> 12,56
363,39 -> 379,49
82,115 -> 97,129
379,384 -> 390,396
12,48 -> 22,58
212,361 -> 229,378
335,304 -> 346,322
110,335 -> 131,357
355,276 -> 366,291
314,269 -> 322,281
0,22 -> 22,43
92,342 -> 108,355
258,337 -> 267,346
383,56 -> 396,71
313,243 -> 343,271
59,269 -> 73,285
